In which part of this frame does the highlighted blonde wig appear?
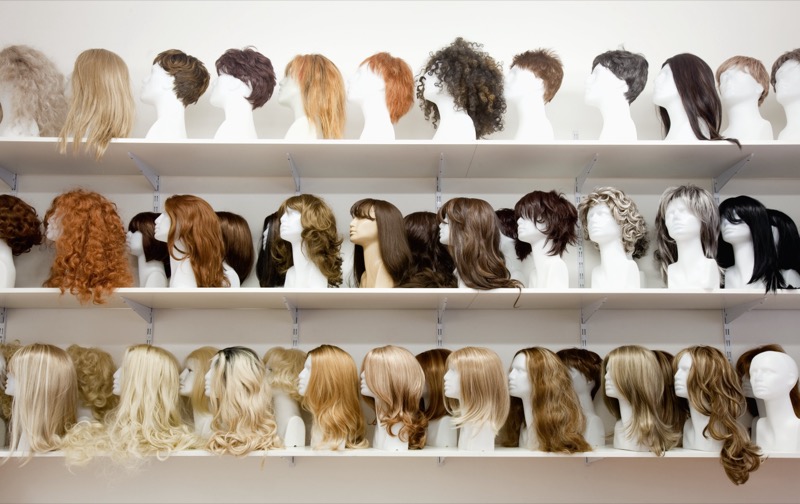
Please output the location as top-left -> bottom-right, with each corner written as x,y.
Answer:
183,346 -> 218,416
0,194 -> 43,256
445,347 -> 509,434
66,344 -> 118,421
263,346 -> 307,402
285,54 -> 345,139
361,52 -> 414,123
578,187 -> 649,259
416,348 -> 452,422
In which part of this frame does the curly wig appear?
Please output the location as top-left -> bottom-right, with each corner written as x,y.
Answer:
511,49 -> 563,103
285,54 -> 345,139
736,343 -> 800,418
716,56 -> 769,106
263,346 -> 306,402
154,49 -> 210,106
514,190 -> 578,258
274,194 -> 343,287
578,187 -> 649,259
770,48 -> 800,92
0,194 -> 43,255
215,47 -> 276,109
216,211 -> 254,285
183,346 -> 218,416
417,37 -> 506,138
43,189 -> 133,304
255,211 -> 286,287
128,211 -> 170,276
416,348 -> 452,422
0,45 -> 67,136
768,209 -> 800,286
361,52 -> 414,123
592,50 -> 649,104
557,348 -> 603,399
66,344 -> 118,422
444,347 -> 509,434
403,211 -> 457,288
350,198 -> 412,287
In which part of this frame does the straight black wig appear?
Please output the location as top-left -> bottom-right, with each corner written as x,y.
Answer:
769,208 -> 800,288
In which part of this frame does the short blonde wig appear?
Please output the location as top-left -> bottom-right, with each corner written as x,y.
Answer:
183,346 -> 218,416
66,344 -> 118,421
445,347 -> 509,434
285,54 -> 346,139
263,346 -> 306,402
578,187 -> 649,259
716,55 -> 770,106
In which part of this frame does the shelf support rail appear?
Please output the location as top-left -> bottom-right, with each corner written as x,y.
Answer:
0,165 -> 18,195
283,298 -> 300,348
713,153 -> 754,205
436,298 -> 448,347
287,153 -> 301,195
0,307 -> 7,344
580,297 -> 607,349
129,152 -> 161,213
574,155 -> 598,289
122,298 -> 155,345
435,153 -> 445,210
722,296 -> 765,362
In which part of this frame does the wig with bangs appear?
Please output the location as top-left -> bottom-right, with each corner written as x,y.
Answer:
154,49 -> 210,106
128,211 -> 171,276
416,348 -> 452,422
255,211 -> 286,287
445,347 -> 509,434
0,194 -> 43,256
404,211 -> 457,288
770,49 -> 800,92
263,346 -> 307,402
514,190 -> 578,258
511,49 -> 563,103
285,54 -> 345,139
361,52 -> 414,123
578,187 -> 648,259
716,56 -> 770,106
66,345 -> 117,422
215,47 -> 276,109
183,346 -> 218,417
350,198 -> 412,288
216,211 -> 254,285
557,348 -> 603,399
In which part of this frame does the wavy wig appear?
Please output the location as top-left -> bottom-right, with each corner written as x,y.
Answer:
216,211 -> 254,285
578,187 -> 648,259
514,190 -> 578,259
215,47 -> 276,109
255,211 -> 286,287
263,346 -> 306,402
510,49 -> 563,103
416,348 -> 452,422
444,347 -> 509,434
0,194 -> 42,255
285,54 -> 345,139
768,209 -> 800,287
592,50 -> 649,103
653,349 -> 686,441
736,343 -> 800,418
183,346 -> 218,416
403,211 -> 457,288
0,341 -> 21,421
557,347 -> 603,399
361,52 -> 414,123
66,344 -> 117,422
154,49 -> 210,106
716,56 -> 770,106
350,198 -> 412,287
128,211 -> 170,276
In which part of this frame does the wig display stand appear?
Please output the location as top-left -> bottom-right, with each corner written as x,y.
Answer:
722,296 -> 765,362
436,298 -> 447,347
712,153 -> 754,205
283,297 -> 300,348
0,164 -> 17,195
287,153 -> 301,196
435,153 -> 445,210
122,297 -> 155,345
129,152 -> 161,212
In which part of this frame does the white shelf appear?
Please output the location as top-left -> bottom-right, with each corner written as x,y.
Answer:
0,288 -> 129,309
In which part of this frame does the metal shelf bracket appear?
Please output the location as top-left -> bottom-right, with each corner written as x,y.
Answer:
0,307 -> 7,344
287,153 -> 301,195
713,153 -> 754,204
574,154 -> 599,203
435,153 -> 445,210
574,154 -> 599,288
122,297 -> 155,345
584,456 -> 604,465
580,297 -> 607,349
436,298 -> 448,347
437,456 -> 446,467
283,456 -> 296,467
129,152 -> 161,212
722,296 -> 765,362
0,165 -> 18,194
283,298 -> 300,348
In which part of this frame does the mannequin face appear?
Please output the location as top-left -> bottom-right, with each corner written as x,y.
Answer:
112,367 -> 122,396
5,371 -> 15,397
348,64 -> 385,103
443,366 -> 461,400
775,60 -> 800,105
349,208 -> 378,246
359,370 -> 374,398
664,198 -> 702,241
45,213 -> 62,242
720,213 -> 751,245
277,76 -> 301,106
585,64 -> 627,106
673,353 -> 692,399
517,216 -> 547,245
141,64 -> 175,105
587,203 -> 622,245
179,359 -> 198,397
153,212 -> 170,243
604,363 -> 619,399
718,68 -> 763,105
750,352 -> 799,401
653,64 -> 679,107
127,231 -> 144,256
209,73 -> 250,109
438,217 -> 450,246
297,356 -> 311,397
568,367 -> 593,395
507,353 -> 531,400
505,66 -> 545,102
279,208 -> 303,242
204,364 -> 215,399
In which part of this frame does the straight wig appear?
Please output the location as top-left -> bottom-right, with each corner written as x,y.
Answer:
350,198 -> 412,287
514,190 -> 578,258
416,348 -> 452,422
653,349 -> 686,443
445,347 -> 509,434
183,346 -> 218,416
768,208 -> 800,287
216,211 -> 254,285
716,56 -> 770,106
285,54 -> 345,139
255,211 -> 286,287
403,211 -> 457,288
361,52 -> 414,123
128,211 -> 170,276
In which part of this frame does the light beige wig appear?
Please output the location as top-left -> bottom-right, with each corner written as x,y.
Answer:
444,347 -> 510,434
263,346 -> 306,402
284,54 -> 346,139
66,344 -> 118,421
183,346 -> 218,416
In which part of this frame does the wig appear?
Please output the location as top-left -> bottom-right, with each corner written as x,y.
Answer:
717,195 -> 781,292
153,49 -> 210,106
716,56 -> 770,106
510,49 -> 563,103
416,348 -> 452,422
58,48 -> 134,160
7,343 -> 77,459
350,199 -> 412,287
215,47 -> 276,109
0,194 -> 43,255
768,209 -> 800,286
0,45 -> 67,136
66,344 -> 117,422
601,345 -> 681,456
653,185 -> 719,283
578,187 -> 649,259
263,346 -> 306,402
183,346 -> 218,416
403,211 -> 457,288
362,345 -> 427,450
556,348 -> 603,399
0,341 -> 21,421
43,189 -> 133,304
444,347 -> 509,434
255,211 -> 286,287
675,346 -> 762,485
770,48 -> 800,92
361,52 -> 414,123
592,50 -> 649,104
273,194 -> 343,287
216,211 -> 254,285
164,194 -> 229,288
736,343 -> 800,418
502,347 -> 590,453
128,211 -> 171,276
514,190 -> 578,259
301,345 -> 367,450
284,54 -> 345,139
417,37 -> 506,138
207,347 -> 282,455
439,197 -> 522,290
652,349 -> 686,442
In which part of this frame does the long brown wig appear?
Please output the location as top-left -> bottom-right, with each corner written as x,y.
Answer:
404,211 -> 457,288
216,211 -> 254,285
350,199 -> 412,287
416,348 -> 452,422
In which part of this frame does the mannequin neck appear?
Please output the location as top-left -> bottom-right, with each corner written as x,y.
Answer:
675,235 -> 706,265
215,98 -> 256,140
687,403 -> 711,438
764,394 -> 797,428
358,94 -> 395,141
597,238 -> 629,266
725,99 -> 765,128
509,95 -> 553,140
530,239 -> 555,266
223,98 -> 255,124
168,239 -> 198,288
360,240 -> 393,287
731,240 -> 756,282
594,95 -> 636,141
431,96 -> 476,141
617,396 -> 635,431
575,389 -> 597,416
146,94 -> 187,139
192,408 -> 213,438
780,100 -> 800,137
521,395 -> 533,432
272,388 -> 301,438
0,239 -> 13,288
663,103 -> 707,141
137,254 -> 167,286
0,239 -> 12,261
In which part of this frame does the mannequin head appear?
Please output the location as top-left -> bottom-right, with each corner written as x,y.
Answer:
361,345 -> 427,449
514,190 -> 578,258
509,49 -> 564,104
444,347 -> 509,433
350,198 -> 412,287
181,346 -> 218,415
255,211 -> 285,287
356,52 -> 414,123
578,187 -> 648,258
589,50 -> 649,104
556,348 -> 603,399
301,345 -> 367,450
0,341 -> 21,421
403,211 -> 457,288
770,48 -> 800,101
66,344 -> 118,421
283,54 -> 346,139
216,211 -> 254,285
214,47 -> 276,109
0,194 -> 43,255
128,211 -> 170,275
0,45 -> 67,136
417,37 -> 506,138
736,343 -> 800,417
59,48 -> 134,160
716,56 -> 769,107
274,194 -> 343,287
750,351 -> 800,401
263,346 -> 306,402
415,348 -> 452,422
768,208 -> 800,278
151,49 -> 210,107
43,189 -> 132,304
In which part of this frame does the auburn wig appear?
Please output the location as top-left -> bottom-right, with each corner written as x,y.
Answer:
350,198 -> 412,287
510,49 -> 564,103
361,52 -> 414,123
445,347 -> 509,434
403,211 -> 457,288
557,348 -> 603,399
263,346 -> 307,402
182,346 -> 218,416
416,348 -> 452,422
578,187 -> 649,259
284,54 -> 346,139
215,47 -> 276,109
66,344 -> 118,422
514,190 -> 578,259
768,209 -> 800,287
255,211 -> 286,287
592,50 -> 649,104
128,211 -> 170,276
216,211 -> 254,285
771,48 -> 800,92
736,343 -> 800,418
0,194 -> 42,256
154,49 -> 210,106
716,56 -> 770,106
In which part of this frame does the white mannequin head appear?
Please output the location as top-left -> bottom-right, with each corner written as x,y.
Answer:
718,68 -> 764,106
348,64 -> 385,104
5,371 -> 15,396
507,352 -> 531,400
516,216 -> 547,245
276,76 -> 301,107
720,212 -> 752,245
664,198 -> 702,242
279,207 -> 303,243
653,64 -> 680,108
587,202 -> 622,245
45,212 -> 61,242
112,367 -> 121,396
359,370 -> 374,398
204,364 -> 214,398
505,66 -> 545,102
775,59 -> 800,105
438,217 -> 450,246
443,366 -> 461,400
209,73 -> 252,109
604,363 -> 619,399
179,361 -> 196,397
349,208 -> 378,246
126,230 -> 144,256
153,212 -> 170,243
750,351 -> 799,401
673,353 -> 692,399
297,355 -> 311,397
422,71 -> 448,102
585,64 -> 628,106
141,63 -> 176,105
567,367 -> 594,396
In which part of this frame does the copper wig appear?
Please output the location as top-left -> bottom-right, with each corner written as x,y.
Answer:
285,54 -> 346,139
361,52 -> 414,123
0,194 -> 43,256
154,49 -> 210,107
350,198 -> 412,288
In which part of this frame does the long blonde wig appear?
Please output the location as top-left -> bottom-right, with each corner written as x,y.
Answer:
66,344 -> 118,421
284,54 -> 345,139
207,347 -> 282,455
444,347 -> 509,434
301,345 -> 367,450
263,346 -> 306,402
58,48 -> 134,160
362,345 -> 427,450
183,346 -> 218,416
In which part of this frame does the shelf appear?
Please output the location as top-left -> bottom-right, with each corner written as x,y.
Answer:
0,288 -> 129,309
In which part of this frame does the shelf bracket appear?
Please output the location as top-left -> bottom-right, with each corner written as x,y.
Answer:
287,153 -> 301,195
0,307 -> 7,344
283,298 -> 300,348
435,153 -> 445,210
574,155 -> 598,288
129,152 -> 161,213
122,298 -> 154,345
437,456 -> 446,467
713,153 -> 754,204
282,456 -> 296,467
574,154 -> 599,203
436,298 -> 448,348
584,456 -> 604,465
0,165 -> 18,195
580,297 -> 607,349
722,296 -> 765,362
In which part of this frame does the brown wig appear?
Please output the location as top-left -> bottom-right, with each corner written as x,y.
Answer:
362,52 -> 414,123
284,54 -> 346,139
716,56 -> 769,106
511,49 -> 563,103
437,197 -> 521,290
416,348 -> 452,422
255,211 -> 286,288
128,212 -> 170,276
0,341 -> 21,421
43,189 -> 132,304
216,211 -> 254,285
653,349 -> 687,443
66,344 -> 118,421
770,48 -> 800,92
215,47 -> 276,109
350,199 -> 412,287
153,49 -> 210,106
557,348 -> 603,399
736,343 -> 800,418
0,194 -> 42,255
403,211 -> 457,288
514,190 -> 578,259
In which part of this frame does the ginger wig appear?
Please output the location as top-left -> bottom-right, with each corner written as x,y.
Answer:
445,347 -> 509,434
285,54 -> 346,139
154,49 -> 210,106
361,52 -> 414,123
416,348 -> 452,422
215,47 -> 276,109
66,344 -> 118,422
578,187 -> 649,259
0,194 -> 43,255
350,198 -> 412,287
216,211 -> 254,285
263,346 -> 307,402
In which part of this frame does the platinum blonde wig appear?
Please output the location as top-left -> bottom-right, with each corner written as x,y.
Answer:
263,346 -> 306,402
183,346 -> 218,416
445,347 -> 509,434
578,187 -> 649,259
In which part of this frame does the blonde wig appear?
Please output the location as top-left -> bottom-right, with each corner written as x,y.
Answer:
273,194 -> 343,287
416,348 -> 451,422
183,346 -> 218,416
716,56 -> 770,106
164,194 -> 229,288
43,189 -> 133,304
362,345 -> 427,450
675,346 -> 762,485
578,187 -> 649,259
66,344 -> 118,421
601,345 -> 681,456
444,347 -> 509,434
0,341 -> 21,421
263,346 -> 306,402
207,347 -> 282,456
361,52 -> 414,123
301,345 -> 367,450
0,45 -> 67,136
284,54 -> 346,139
58,48 -> 134,160
501,347 -> 590,453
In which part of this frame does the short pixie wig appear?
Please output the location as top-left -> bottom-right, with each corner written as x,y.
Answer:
215,47 -> 276,109
511,49 -> 563,103
514,190 -> 578,258
592,49 -> 649,104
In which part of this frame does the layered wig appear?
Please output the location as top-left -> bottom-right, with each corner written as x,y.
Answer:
301,345 -> 367,450
416,348 -> 452,422
716,56 -> 770,106
444,347 -> 509,434
284,54 -> 345,139
128,211 -> 170,276
0,194 -> 43,255
164,194 -> 229,288
207,347 -> 282,455
768,209 -> 800,287
602,345 -> 681,456
43,189 -> 133,304
653,185 -> 719,283
0,45 -> 67,136
66,344 -> 117,422
717,195 -> 781,292
403,211 -> 457,288
675,346 -> 762,485
438,197 -> 521,290
510,49 -> 563,103
770,48 -> 800,92
350,198 -> 412,287
578,187 -> 648,259
182,346 -> 218,416
362,345 -> 427,450
592,50 -> 649,103
557,348 -> 603,399
273,194 -> 343,287
216,211 -> 254,285
502,347 -> 590,453
154,49 -> 210,106
417,37 -> 506,138
514,190 -> 578,258
58,48 -> 134,160
361,52 -> 414,123
263,346 -> 307,402
215,47 -> 276,109
652,349 -> 686,442
736,343 -> 800,418
255,211 -> 286,287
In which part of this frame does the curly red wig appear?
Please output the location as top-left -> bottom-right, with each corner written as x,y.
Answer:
0,194 -> 43,255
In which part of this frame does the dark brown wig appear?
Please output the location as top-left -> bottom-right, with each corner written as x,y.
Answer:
128,212 -> 170,277
255,211 -> 285,288
415,348 -> 452,422
556,348 -> 603,399
350,199 -> 412,288
215,47 -> 276,109
216,211 -> 254,285
514,190 -> 578,259
0,194 -> 42,255
153,49 -> 210,106
511,49 -> 563,103
403,211 -> 457,288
